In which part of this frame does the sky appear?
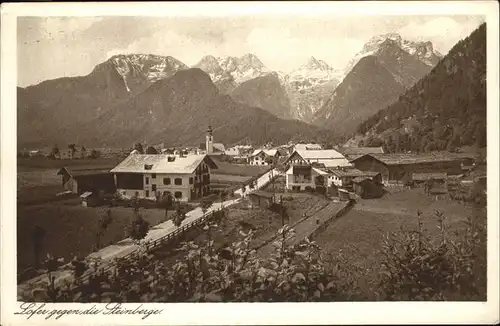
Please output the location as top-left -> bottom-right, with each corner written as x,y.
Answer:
17,15 -> 485,87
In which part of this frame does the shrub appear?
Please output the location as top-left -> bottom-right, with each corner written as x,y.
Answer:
378,210 -> 486,300
304,186 -> 313,193
21,225 -> 362,302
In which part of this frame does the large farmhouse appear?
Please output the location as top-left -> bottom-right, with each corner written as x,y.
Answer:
249,149 -> 280,166
351,152 -> 475,185
285,164 -> 329,191
284,149 -> 351,168
111,154 -> 218,202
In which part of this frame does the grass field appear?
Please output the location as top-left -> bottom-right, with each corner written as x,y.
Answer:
16,157 -> 272,276
313,187 -> 486,299
17,202 -> 168,276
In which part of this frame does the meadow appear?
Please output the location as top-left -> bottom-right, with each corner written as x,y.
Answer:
313,187 -> 486,299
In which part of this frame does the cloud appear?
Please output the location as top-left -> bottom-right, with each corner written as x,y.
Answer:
38,17 -> 104,42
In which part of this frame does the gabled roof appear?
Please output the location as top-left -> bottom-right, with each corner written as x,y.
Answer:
213,143 -> 225,152
110,154 -> 218,174
351,152 -> 475,166
284,149 -> 351,168
341,147 -> 385,155
329,168 -> 367,178
293,143 -> 323,151
57,166 -> 114,177
250,149 -> 277,157
352,176 -> 371,184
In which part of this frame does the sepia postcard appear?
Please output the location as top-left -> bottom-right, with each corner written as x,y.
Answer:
1,1 -> 499,325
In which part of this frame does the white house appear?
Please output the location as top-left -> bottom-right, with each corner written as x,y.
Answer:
285,164 -> 329,191
249,149 -> 279,166
225,147 -> 241,156
284,149 -> 352,168
110,154 -> 218,202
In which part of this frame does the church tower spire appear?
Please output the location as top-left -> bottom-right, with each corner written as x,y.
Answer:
206,125 -> 214,154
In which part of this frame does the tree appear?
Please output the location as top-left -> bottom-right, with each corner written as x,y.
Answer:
95,207 -> 113,250
173,202 -> 187,227
134,143 -> 144,154
159,194 -> 174,221
80,146 -> 87,159
146,146 -> 158,154
200,198 -> 213,220
89,149 -> 101,159
127,209 -> 150,242
68,144 -> 77,159
51,145 -> 60,160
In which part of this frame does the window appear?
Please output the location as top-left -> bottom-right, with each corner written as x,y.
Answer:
144,164 -> 153,170
174,178 -> 182,185
152,173 -> 156,179
189,177 -> 194,184
163,178 -> 171,185
175,191 -> 182,199
146,190 -> 150,197
152,184 -> 157,191
122,191 -> 126,195
135,191 -> 139,197
145,177 -> 149,185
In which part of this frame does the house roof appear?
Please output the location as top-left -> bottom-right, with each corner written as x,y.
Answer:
352,176 -> 371,184
352,152 -> 475,166
294,143 -> 323,151
329,168 -> 368,178
342,147 -> 385,155
213,143 -> 225,152
110,154 -> 218,174
250,149 -> 277,157
412,172 -> 448,181
296,149 -> 345,159
57,166 -> 115,177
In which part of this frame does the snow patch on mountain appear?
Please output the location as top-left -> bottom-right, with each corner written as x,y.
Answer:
110,54 -> 188,86
194,53 -> 270,85
343,33 -> 442,78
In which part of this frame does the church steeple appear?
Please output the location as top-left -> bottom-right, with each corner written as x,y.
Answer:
206,125 -> 214,154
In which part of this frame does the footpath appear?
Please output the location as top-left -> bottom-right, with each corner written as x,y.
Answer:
18,168 -> 281,297
258,200 -> 353,257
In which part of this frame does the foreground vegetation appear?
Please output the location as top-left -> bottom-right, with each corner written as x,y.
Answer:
22,199 -> 486,302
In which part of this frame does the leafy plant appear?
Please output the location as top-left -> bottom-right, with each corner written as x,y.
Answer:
127,209 -> 150,242
378,210 -> 486,300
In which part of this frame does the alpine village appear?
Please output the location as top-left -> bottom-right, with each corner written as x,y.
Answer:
17,23 -> 487,303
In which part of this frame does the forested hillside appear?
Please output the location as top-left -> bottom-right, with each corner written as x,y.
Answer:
356,23 -> 486,153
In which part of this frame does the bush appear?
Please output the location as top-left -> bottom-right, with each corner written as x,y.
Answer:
21,226 -> 362,302
378,210 -> 486,300
304,186 -> 313,192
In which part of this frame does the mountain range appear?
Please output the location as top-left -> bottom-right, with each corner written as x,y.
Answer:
312,34 -> 442,136
355,23 -> 486,153
18,32 -> 448,148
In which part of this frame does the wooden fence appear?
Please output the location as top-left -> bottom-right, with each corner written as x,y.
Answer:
57,208 -> 224,286
22,169 -> 280,288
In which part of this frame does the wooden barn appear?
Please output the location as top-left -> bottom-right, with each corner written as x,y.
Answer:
352,177 -> 384,199
351,152 -> 475,185
248,190 -> 275,209
57,166 -> 116,195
